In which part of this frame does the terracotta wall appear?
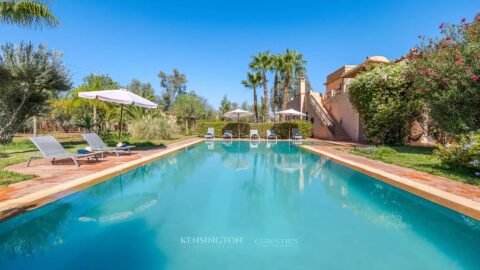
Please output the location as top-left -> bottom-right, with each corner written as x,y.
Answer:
322,92 -> 363,141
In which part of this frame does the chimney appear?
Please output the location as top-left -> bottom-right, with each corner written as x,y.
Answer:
300,77 -> 306,113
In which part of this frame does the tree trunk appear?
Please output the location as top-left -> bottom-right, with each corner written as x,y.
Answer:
33,116 -> 38,137
0,88 -> 31,144
253,86 -> 259,123
93,105 -> 97,131
262,71 -> 270,123
282,74 -> 291,121
185,119 -> 189,134
273,71 -> 279,122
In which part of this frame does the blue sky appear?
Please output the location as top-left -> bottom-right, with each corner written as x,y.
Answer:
0,0 -> 477,108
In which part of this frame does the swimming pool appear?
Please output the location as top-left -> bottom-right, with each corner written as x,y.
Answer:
0,141 -> 479,269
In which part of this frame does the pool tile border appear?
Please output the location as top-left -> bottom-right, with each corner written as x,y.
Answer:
300,145 -> 480,220
0,138 -> 204,222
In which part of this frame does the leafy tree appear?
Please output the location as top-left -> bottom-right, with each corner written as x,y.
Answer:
127,79 -> 157,101
250,51 -> 272,122
173,92 -> 206,134
219,95 -> 231,116
69,74 -> 120,131
241,72 -> 262,122
241,100 -> 250,111
0,42 -> 71,144
349,63 -> 424,144
49,95 -> 75,132
0,0 -> 58,28
409,15 -> 480,135
279,49 -> 306,113
270,54 -> 284,116
125,79 -> 161,123
158,69 -> 187,111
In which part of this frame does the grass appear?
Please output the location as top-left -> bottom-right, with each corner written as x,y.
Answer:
0,133 -> 195,187
347,145 -> 480,186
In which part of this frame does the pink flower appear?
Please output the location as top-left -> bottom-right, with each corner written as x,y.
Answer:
446,36 -> 452,41
461,18 -> 466,23
472,75 -> 479,82
477,17 -> 480,22
439,23 -> 444,29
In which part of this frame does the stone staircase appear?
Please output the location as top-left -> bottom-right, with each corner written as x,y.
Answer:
309,92 -> 351,141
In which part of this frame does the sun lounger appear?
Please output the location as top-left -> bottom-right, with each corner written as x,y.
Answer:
223,130 -> 233,139
250,130 -> 260,140
82,133 -> 135,156
28,136 -> 103,167
292,128 -> 303,140
266,130 -> 278,140
205,127 -> 215,139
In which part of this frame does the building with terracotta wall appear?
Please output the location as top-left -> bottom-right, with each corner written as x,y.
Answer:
286,56 -> 391,142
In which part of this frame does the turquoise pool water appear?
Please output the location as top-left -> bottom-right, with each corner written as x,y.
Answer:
0,141 -> 479,269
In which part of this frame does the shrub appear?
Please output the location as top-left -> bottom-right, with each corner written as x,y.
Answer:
434,132 -> 480,176
272,120 -> 313,139
196,121 -> 228,138
130,115 -> 178,141
348,63 -> 425,145
409,16 -> 480,135
195,120 -> 313,139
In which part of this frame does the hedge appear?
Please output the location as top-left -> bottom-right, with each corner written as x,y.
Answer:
195,120 -> 313,139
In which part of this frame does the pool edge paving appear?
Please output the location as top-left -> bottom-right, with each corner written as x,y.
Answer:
0,138 -> 204,222
301,145 -> 480,220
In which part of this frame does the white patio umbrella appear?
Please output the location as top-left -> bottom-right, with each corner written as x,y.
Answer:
276,109 -> 307,139
276,108 -> 307,119
223,109 -> 254,138
78,89 -> 158,140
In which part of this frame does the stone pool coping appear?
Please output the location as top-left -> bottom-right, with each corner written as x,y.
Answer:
0,138 -> 204,222
301,145 -> 480,220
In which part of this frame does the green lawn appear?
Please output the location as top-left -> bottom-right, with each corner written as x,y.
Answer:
0,133 -> 194,187
347,146 -> 480,186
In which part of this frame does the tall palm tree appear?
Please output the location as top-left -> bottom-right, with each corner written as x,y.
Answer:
280,49 -> 306,117
0,0 -> 58,28
249,51 -> 272,122
241,72 -> 262,122
270,54 -> 284,119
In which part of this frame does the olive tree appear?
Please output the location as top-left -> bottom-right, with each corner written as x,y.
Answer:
173,92 -> 207,134
0,42 -> 71,144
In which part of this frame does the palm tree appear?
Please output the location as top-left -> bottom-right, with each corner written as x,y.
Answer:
249,51 -> 272,122
280,49 -> 306,117
270,54 -> 284,120
0,0 -> 58,28
241,72 -> 262,122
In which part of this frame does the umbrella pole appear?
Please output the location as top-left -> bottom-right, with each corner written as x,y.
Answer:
119,104 -> 124,142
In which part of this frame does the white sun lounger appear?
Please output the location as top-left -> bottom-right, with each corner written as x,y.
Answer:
28,136 -> 103,167
266,130 -> 278,140
205,127 -> 215,139
82,133 -> 135,157
250,130 -> 260,140
223,130 -> 233,139
292,128 -> 303,140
